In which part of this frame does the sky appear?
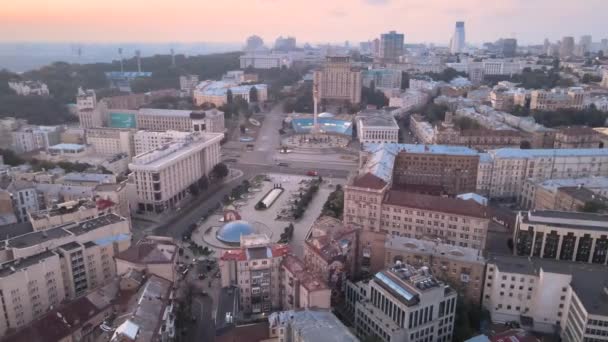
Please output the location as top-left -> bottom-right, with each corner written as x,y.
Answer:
1,0 -> 607,45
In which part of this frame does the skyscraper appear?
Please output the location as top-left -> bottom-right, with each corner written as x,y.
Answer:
379,31 -> 404,62
560,36 -> 575,58
501,38 -> 518,57
450,21 -> 466,54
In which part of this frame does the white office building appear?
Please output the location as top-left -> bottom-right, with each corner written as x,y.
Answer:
133,130 -> 192,155
129,132 -> 222,214
483,254 -> 608,339
349,264 -> 457,342
356,110 -> 400,144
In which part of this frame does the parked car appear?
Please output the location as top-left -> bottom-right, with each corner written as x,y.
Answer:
277,162 -> 289,167
307,170 -> 318,176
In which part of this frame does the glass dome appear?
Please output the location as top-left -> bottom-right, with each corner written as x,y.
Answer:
216,220 -> 256,245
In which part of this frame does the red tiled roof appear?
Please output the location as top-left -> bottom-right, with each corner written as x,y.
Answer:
352,172 -> 387,190
383,190 -> 489,219
221,249 -> 246,261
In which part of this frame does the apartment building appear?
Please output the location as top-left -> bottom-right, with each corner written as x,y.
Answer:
362,68 -> 403,90
27,199 -> 102,231
482,254 -> 608,338
179,74 -> 199,95
389,89 -> 430,111
129,132 -> 222,214
513,210 -> 608,264
383,236 -> 486,303
0,214 -> 131,336
86,127 -> 135,157
78,101 -> 107,129
409,114 -> 435,144
602,69 -> 608,88
314,56 -> 362,104
303,216 -> 357,302
76,88 -> 97,112
379,31 -> 404,62
12,125 -> 62,153
344,181 -> 489,275
391,145 -> 479,195
530,87 -> 587,111
519,177 -> 608,210
552,186 -> 608,212
349,264 -> 457,342
220,235 -> 289,314
553,126 -> 603,149
281,255 -> 331,310
479,148 -> 608,199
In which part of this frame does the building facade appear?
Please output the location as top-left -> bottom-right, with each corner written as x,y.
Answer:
483,254 -> 608,337
350,264 -> 457,342
129,132 -> 222,214
519,177 -> 608,210
530,87 -> 587,111
314,56 -> 362,104
356,111 -> 400,144
379,31 -> 405,62
513,210 -> 608,264
86,127 -> 135,157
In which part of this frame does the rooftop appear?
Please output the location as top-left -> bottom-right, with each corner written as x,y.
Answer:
531,177 -> 608,193
112,274 -> 173,342
351,172 -> 388,190
138,108 -> 193,117
383,190 -> 490,219
268,309 -> 358,342
281,255 -> 329,292
373,263 -> 450,307
490,147 -> 608,159
523,210 -> 608,230
116,239 -> 177,265
0,250 -> 57,277
62,172 -> 115,184
489,254 -> 608,316
385,235 -> 485,264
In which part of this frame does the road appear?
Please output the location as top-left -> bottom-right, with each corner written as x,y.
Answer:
187,294 -> 213,342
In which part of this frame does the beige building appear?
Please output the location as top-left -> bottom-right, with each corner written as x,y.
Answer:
530,87 -> 587,111
129,132 -> 222,214
553,126 -> 603,149
483,254 -> 608,337
314,56 -> 362,104
479,148 -> 608,199
409,114 -> 435,144
85,127 -> 135,157
115,236 -> 178,282
601,68 -> 608,88
281,255 -> 331,311
78,101 -> 106,129
0,214 -> 131,337
27,199 -> 102,231
383,236 -> 486,303
434,112 -> 527,150
344,172 -> 490,275
220,235 -> 289,314
513,210 -> 608,264
303,216 -> 357,302
519,176 -> 608,210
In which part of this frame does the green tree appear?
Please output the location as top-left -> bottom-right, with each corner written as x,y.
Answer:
579,200 -> 608,213
212,163 -> 229,179
520,140 -> 532,149
0,149 -> 25,166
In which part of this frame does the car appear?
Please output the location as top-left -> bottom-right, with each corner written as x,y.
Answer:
306,170 -> 318,176
277,162 -> 289,167
198,273 -> 206,280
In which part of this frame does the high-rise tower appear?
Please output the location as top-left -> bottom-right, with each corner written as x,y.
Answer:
450,21 -> 466,54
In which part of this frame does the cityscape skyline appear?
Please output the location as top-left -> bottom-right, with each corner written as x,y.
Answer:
2,0 -> 608,45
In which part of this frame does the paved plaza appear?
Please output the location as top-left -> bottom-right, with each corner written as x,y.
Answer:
192,173 -> 345,257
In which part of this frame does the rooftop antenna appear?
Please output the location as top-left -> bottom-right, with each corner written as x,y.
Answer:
135,50 -> 142,73
118,48 -> 124,73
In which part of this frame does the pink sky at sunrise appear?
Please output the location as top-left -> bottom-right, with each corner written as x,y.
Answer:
1,0 -> 607,44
